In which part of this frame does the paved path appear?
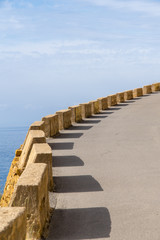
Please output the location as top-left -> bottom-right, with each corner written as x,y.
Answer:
46,92 -> 160,240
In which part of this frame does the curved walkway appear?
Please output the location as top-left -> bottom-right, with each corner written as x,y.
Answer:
47,92 -> 160,240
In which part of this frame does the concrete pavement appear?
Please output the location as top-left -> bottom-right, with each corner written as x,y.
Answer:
46,92 -> 160,240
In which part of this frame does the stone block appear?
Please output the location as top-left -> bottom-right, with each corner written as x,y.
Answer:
116,92 -> 125,103
68,105 -> 82,123
97,97 -> 108,110
27,143 -> 53,190
56,109 -> 72,130
42,114 -> 59,137
18,130 -> 46,170
29,121 -> 45,132
0,207 -> 26,240
143,85 -> 152,94
89,100 -> 100,114
124,90 -> 133,100
152,82 -> 160,92
79,103 -> 92,118
10,163 -> 50,240
15,149 -> 22,157
133,88 -> 143,98
108,94 -> 117,107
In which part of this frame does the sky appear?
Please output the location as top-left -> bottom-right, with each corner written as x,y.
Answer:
0,0 -> 160,127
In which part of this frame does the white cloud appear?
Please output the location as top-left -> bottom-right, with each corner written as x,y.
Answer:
85,0 -> 160,16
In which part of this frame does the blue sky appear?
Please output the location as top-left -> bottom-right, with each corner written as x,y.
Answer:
0,0 -> 160,127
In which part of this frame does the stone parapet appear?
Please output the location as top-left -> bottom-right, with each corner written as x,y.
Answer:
124,90 -> 133,100
42,114 -> 59,138
68,105 -> 82,123
79,103 -> 92,118
108,94 -> 117,107
10,163 -> 50,240
116,92 -> 125,103
89,100 -> 100,114
0,207 -> 26,240
133,88 -> 143,98
143,85 -> 152,95
1,82 -> 160,240
27,143 -> 53,190
152,82 -> 160,92
97,97 -> 108,110
29,121 -> 45,132
18,130 -> 46,170
56,109 -> 72,130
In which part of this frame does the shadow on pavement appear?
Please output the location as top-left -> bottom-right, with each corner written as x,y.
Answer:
53,133 -> 83,139
53,175 -> 103,193
49,142 -> 74,150
69,125 -> 93,130
47,207 -> 111,240
52,155 -> 84,167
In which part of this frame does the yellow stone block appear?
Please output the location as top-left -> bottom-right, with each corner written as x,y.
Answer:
124,90 -> 133,100
152,83 -> 160,92
133,88 -> 143,98
116,92 -> 125,103
143,85 -> 152,94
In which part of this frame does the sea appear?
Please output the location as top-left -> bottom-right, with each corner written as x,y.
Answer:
0,127 -> 28,193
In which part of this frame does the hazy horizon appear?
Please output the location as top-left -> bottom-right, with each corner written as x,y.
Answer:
0,0 -> 160,127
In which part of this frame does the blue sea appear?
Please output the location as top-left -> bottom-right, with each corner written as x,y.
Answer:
0,127 -> 28,192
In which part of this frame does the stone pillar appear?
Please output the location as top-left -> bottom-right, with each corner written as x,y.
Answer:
27,143 -> 53,191
133,88 -> 143,98
116,92 -> 125,103
68,105 -> 82,123
0,207 -> 26,240
56,109 -> 72,130
10,163 -> 50,240
97,97 -> 108,110
143,85 -> 152,94
124,90 -> 133,100
79,103 -> 92,118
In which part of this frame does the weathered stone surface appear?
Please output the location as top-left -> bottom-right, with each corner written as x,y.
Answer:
10,163 -> 50,240
68,105 -> 82,123
42,114 -> 59,137
124,90 -> 133,100
143,85 -> 152,94
56,109 -> 72,130
27,143 -> 53,190
0,207 -> 26,240
29,121 -> 45,132
89,100 -> 100,114
97,97 -> 108,110
152,83 -> 160,92
15,149 -> 22,157
133,88 -> 143,98
0,156 -> 22,207
18,130 -> 46,170
79,103 -> 92,118
108,94 -> 117,107
116,92 -> 125,103
41,116 -> 51,138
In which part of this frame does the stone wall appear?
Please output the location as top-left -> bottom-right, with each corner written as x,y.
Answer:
0,82 -> 160,239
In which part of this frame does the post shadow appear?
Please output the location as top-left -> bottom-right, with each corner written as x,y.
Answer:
48,142 -> 74,150
117,103 -> 129,106
69,125 -> 93,130
47,207 -> 111,239
52,156 -> 84,167
53,175 -> 103,193
80,119 -> 101,124
124,100 -> 135,103
89,115 -> 108,119
109,107 -> 121,110
53,133 -> 83,139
